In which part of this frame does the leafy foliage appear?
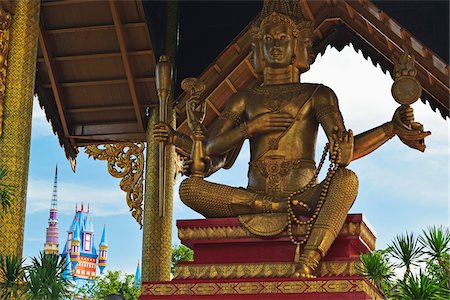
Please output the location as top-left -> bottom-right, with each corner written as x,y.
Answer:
86,270 -> 140,300
395,272 -> 449,300
171,244 -> 193,275
356,249 -> 394,296
389,232 -> 423,278
24,252 -> 72,299
419,226 -> 450,289
359,227 -> 450,299
0,254 -> 25,299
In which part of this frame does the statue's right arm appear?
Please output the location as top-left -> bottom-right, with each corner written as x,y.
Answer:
205,92 -> 247,156
153,122 -> 192,155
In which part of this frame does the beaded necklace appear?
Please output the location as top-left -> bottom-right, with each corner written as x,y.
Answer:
286,142 -> 342,263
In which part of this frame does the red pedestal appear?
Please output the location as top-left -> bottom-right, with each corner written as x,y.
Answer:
140,214 -> 382,299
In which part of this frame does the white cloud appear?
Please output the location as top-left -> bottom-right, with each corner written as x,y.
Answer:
26,178 -> 128,217
31,96 -> 54,138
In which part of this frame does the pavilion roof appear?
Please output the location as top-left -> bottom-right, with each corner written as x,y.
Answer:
35,0 -> 449,161
36,0 -> 155,160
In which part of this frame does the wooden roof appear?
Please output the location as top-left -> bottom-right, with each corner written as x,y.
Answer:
35,0 -> 449,160
36,0 -> 156,158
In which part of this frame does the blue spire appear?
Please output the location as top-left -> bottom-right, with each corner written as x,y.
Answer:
100,225 -> 107,246
135,261 -> 141,288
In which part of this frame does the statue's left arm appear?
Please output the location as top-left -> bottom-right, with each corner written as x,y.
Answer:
314,85 -> 430,165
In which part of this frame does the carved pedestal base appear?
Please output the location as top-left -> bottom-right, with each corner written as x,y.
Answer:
140,214 -> 382,299
140,277 -> 382,299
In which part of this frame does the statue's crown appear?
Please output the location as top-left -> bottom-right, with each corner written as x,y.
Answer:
252,0 -> 313,39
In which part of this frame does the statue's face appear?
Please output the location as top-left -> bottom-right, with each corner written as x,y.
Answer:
262,23 -> 294,68
296,30 -> 314,72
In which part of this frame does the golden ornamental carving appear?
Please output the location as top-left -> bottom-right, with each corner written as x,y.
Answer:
141,278 -> 382,299
85,143 -> 145,228
0,7 -> 11,138
178,220 -> 375,251
173,260 -> 361,280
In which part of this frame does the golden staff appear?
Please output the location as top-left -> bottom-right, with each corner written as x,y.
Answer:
155,55 -> 172,217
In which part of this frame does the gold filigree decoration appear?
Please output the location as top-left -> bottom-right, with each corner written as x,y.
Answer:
178,220 -> 375,251
85,143 -> 145,228
173,260 -> 361,280
0,7 -> 11,138
141,278 -> 382,299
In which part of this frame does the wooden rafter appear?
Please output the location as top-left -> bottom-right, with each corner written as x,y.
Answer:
37,50 -> 153,63
45,22 -> 146,34
67,103 -> 156,114
41,0 -> 98,7
38,21 -> 72,143
41,77 -> 155,89
108,0 -> 144,132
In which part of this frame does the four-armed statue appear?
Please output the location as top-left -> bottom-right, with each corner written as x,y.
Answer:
154,0 -> 430,278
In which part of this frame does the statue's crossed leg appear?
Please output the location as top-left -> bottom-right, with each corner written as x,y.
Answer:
180,168 -> 358,277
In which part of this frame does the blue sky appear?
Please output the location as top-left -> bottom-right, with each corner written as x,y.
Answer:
23,46 -> 449,275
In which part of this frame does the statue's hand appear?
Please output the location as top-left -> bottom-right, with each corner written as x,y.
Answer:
331,126 -> 353,167
182,156 -> 212,177
153,122 -> 176,144
392,105 -> 431,152
247,111 -> 294,136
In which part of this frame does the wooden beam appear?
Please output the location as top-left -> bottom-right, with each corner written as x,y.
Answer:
72,121 -> 140,136
205,99 -> 221,116
68,105 -> 135,114
45,22 -> 146,35
41,77 -> 155,88
300,0 -> 315,21
68,103 -> 155,114
244,59 -> 259,79
109,0 -> 145,132
41,0 -> 98,7
37,50 -> 153,63
38,21 -> 72,143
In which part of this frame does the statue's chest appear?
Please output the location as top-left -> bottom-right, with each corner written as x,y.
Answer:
246,85 -> 313,118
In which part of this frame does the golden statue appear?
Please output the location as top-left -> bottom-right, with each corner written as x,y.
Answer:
153,0 -> 430,278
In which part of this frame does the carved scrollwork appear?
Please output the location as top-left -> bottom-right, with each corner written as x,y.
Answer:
0,7 -> 11,138
85,143 -> 145,228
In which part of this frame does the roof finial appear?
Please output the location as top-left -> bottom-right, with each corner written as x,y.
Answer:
81,202 -> 84,212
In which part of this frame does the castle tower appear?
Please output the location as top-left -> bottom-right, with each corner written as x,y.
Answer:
61,203 -> 106,285
98,225 -> 108,274
44,166 -> 59,255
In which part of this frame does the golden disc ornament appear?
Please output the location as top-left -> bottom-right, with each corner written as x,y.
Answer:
391,76 -> 422,105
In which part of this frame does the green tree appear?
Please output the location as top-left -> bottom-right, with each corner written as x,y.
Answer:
24,252 -> 72,299
0,166 -> 13,215
171,244 -> 193,276
390,232 -> 423,279
0,254 -> 25,299
359,227 -> 450,299
395,272 -> 449,300
356,249 -> 394,297
91,270 -> 140,300
419,226 -> 450,289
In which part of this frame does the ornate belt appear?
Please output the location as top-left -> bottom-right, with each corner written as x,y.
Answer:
249,156 -> 316,193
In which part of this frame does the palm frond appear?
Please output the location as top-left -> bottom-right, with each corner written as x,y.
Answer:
0,254 -> 25,299
389,232 -> 423,278
357,249 -> 394,297
419,226 -> 450,262
395,271 -> 450,300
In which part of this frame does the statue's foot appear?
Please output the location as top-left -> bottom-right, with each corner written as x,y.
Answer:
293,263 -> 316,278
